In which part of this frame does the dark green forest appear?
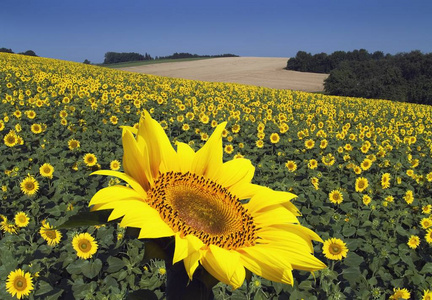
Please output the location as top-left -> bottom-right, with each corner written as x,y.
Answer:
287,50 -> 432,105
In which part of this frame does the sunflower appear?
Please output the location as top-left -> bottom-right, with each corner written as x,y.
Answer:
269,133 -> 280,144
68,139 -> 80,150
389,288 -> 410,300
224,144 -> 234,154
322,238 -> 348,260
425,228 -> 432,244
360,158 -> 372,171
329,190 -> 343,204
285,160 -> 297,172
20,175 -> 39,196
308,159 -> 318,170
83,153 -> 98,167
407,235 -> 420,249
89,111 -> 325,289
40,221 -> 62,246
110,160 -> 121,171
72,232 -> 98,259
311,177 -> 319,190
39,163 -> 54,178
420,218 -> 432,229
14,212 -> 30,227
30,123 -> 42,134
404,190 -> 414,204
319,139 -> 328,149
1,215 -> 18,234
255,140 -> 264,148
6,268 -> 34,299
321,153 -> 335,167
304,139 -> 315,149
362,195 -> 371,205
381,173 -> 391,189
182,124 -> 190,131
355,177 -> 368,193
422,290 -> 432,300
4,130 -> 18,147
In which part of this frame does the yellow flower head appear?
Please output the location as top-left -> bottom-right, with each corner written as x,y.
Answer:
83,153 -> 98,167
72,232 -> 98,259
422,290 -> 432,300
425,228 -> 432,244
285,160 -> 297,172
39,163 -> 54,178
6,268 -> 34,299
355,177 -> 369,193
322,238 -> 348,260
110,160 -> 121,171
40,221 -> 62,246
407,235 -> 420,249
362,195 -> 372,205
270,133 -> 280,144
381,173 -> 391,189
389,288 -> 410,300
4,130 -> 18,147
89,111 -> 325,289
14,212 -> 30,227
329,190 -> 343,204
20,175 -> 39,196
68,139 -> 80,150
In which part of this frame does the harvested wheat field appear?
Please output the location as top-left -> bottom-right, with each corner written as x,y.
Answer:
118,57 -> 329,92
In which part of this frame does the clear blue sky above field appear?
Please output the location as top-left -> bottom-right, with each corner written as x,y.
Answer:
1,0 -> 431,64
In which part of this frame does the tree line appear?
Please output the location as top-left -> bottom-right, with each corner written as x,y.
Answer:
103,52 -> 153,64
0,48 -> 38,57
286,49 -> 432,105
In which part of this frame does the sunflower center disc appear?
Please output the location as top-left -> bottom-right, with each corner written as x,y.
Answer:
149,171 -> 257,249
15,278 -> 26,290
331,246 -> 341,254
45,230 -> 56,239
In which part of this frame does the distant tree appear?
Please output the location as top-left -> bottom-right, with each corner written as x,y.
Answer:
0,48 -> 14,53
20,50 -> 37,56
83,59 -> 91,64
103,52 -> 153,64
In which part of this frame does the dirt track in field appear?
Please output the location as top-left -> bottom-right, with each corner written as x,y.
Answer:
118,57 -> 329,92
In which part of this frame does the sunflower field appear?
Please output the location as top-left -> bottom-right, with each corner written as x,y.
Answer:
1,52 -> 432,299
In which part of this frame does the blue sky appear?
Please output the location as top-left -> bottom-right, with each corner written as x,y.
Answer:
1,0 -> 431,63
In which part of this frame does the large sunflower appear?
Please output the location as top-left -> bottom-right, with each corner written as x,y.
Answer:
89,111 -> 325,288
6,268 -> 34,299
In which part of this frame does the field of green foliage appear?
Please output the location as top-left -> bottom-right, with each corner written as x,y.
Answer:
1,52 -> 432,299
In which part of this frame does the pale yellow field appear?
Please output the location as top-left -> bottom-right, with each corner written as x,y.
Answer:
118,57 -> 329,92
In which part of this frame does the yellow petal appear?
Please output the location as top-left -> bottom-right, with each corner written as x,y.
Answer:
191,122 -> 226,179
122,128 -> 153,189
173,233 -> 189,265
239,251 -> 293,285
183,251 -> 201,280
215,158 -> 255,189
252,206 -> 299,225
201,245 -> 245,289
138,110 -> 179,175
176,142 -> 195,173
89,185 -> 145,206
245,188 -> 300,216
91,170 -> 146,197
120,125 -> 137,135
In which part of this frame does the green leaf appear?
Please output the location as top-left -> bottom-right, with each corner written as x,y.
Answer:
66,259 -> 88,275
342,224 -> 356,237
344,252 -> 364,267
107,256 -> 126,273
420,263 -> 432,274
342,266 -> 361,285
57,209 -> 114,229
34,281 -> 53,296
82,258 -> 103,279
